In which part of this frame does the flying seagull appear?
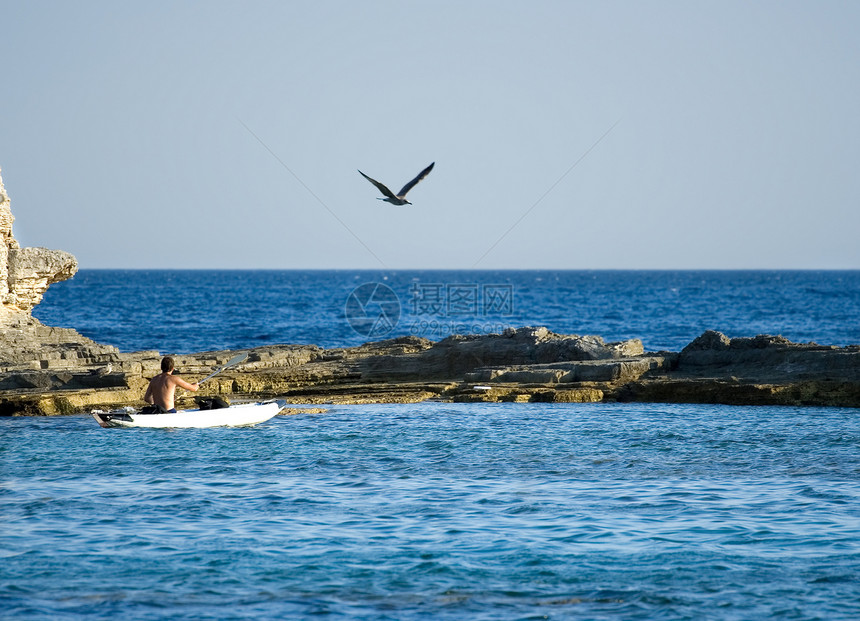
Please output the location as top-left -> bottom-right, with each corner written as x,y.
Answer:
358,162 -> 435,205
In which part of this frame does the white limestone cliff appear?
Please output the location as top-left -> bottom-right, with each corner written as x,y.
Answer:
0,168 -> 78,316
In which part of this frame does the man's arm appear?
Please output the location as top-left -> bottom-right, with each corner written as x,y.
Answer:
171,376 -> 199,392
144,381 -> 154,404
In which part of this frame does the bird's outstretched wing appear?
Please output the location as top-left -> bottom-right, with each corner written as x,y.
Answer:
397,162 -> 435,197
358,170 -> 398,201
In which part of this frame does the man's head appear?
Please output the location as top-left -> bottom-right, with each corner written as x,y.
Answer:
161,356 -> 175,373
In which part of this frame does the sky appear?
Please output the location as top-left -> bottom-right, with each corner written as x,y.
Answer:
1,1 -> 858,270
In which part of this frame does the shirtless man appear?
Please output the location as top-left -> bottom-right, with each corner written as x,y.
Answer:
144,356 -> 199,413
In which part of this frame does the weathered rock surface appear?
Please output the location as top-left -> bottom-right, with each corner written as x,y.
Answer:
676,330 -> 860,381
0,168 -> 124,415
610,330 -> 860,406
2,327 -> 859,415
359,327 -> 644,381
0,169 -> 78,314
0,168 -> 119,373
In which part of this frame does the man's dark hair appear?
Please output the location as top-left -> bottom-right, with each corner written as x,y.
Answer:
161,356 -> 175,373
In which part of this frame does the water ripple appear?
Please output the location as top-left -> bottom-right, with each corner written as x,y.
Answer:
2,402 -> 860,619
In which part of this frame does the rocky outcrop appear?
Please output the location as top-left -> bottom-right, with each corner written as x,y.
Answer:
0,168 -> 79,315
464,356 -> 675,384
360,327 -> 644,381
3,327 -> 859,416
675,330 -> 860,381
0,168 -> 119,384
6,246 -> 78,312
0,313 -> 121,371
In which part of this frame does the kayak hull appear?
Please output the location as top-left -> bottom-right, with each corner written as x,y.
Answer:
92,401 -> 284,429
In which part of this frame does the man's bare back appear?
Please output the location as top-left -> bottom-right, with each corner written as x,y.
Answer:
144,356 -> 199,412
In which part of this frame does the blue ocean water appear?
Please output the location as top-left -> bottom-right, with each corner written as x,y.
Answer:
2,403 -> 860,620
32,269 -> 860,353
9,270 -> 860,619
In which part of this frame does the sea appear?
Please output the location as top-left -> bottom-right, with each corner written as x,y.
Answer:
3,270 -> 860,620
27,270 -> 860,353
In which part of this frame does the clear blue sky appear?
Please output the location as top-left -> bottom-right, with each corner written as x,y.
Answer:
2,1 -> 858,269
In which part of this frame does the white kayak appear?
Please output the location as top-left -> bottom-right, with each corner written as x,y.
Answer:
92,400 -> 285,429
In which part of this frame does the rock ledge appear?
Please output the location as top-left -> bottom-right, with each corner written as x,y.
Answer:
2,329 -> 859,415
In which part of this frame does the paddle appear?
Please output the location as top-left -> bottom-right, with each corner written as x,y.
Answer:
198,353 -> 248,384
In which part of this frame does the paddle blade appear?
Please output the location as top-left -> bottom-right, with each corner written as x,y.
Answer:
224,353 -> 248,368
199,353 -> 249,384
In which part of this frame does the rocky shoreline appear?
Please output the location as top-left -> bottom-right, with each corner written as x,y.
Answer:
2,324 -> 859,415
1,167 -> 858,415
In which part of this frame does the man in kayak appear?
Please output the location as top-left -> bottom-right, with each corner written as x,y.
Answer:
143,356 -> 199,413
